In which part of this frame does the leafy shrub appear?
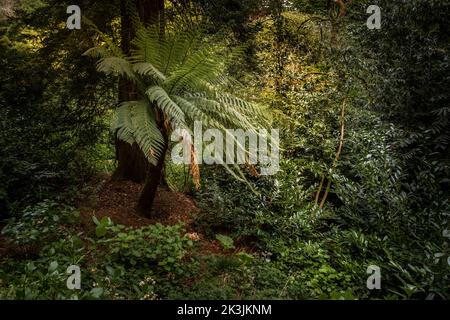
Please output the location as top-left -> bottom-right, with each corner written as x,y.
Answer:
1,211 -> 195,299
195,167 -> 277,242
2,200 -> 80,245
99,223 -> 193,274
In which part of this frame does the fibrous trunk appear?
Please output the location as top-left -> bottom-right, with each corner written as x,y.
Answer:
113,0 -> 166,214
137,139 -> 168,215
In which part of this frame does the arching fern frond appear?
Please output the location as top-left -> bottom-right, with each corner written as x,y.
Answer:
83,46 -> 112,59
146,86 -> 185,124
96,57 -> 136,81
171,95 -> 210,126
132,62 -> 166,84
165,50 -> 222,94
112,104 -> 135,146
112,101 -> 166,165
130,26 -> 164,69
131,100 -> 165,165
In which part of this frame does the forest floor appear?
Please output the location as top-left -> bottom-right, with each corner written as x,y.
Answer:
0,226 -> 38,259
0,175 -> 251,260
77,175 -> 227,255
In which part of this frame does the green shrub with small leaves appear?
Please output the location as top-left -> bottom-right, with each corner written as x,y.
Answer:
98,223 -> 193,274
2,200 -> 80,245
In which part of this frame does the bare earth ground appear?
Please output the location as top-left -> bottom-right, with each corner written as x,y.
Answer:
77,176 -> 225,255
79,178 -> 198,228
0,227 -> 39,259
0,176 -> 228,259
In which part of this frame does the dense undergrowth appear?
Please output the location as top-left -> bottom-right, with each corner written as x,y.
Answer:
1,1 -> 449,300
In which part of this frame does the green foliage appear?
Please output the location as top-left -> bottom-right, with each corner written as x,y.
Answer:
100,223 -> 193,274
2,200 -> 80,245
190,6 -> 450,300
0,207 -> 193,300
215,234 -> 235,250
87,25 -> 270,182
355,0 -> 450,214
92,216 -> 113,238
0,2 -> 115,218
0,231 -> 88,299
1,0 -> 449,301
195,167 -> 276,240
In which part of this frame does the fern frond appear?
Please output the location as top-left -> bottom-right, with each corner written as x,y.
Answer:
146,86 -> 185,124
165,50 -> 222,94
130,26 -> 164,69
128,100 -> 165,165
112,104 -> 136,146
170,28 -> 204,68
83,46 -> 112,59
161,28 -> 204,74
97,57 -> 136,81
186,95 -> 254,130
216,93 -> 266,120
132,62 -> 166,83
171,95 -> 210,125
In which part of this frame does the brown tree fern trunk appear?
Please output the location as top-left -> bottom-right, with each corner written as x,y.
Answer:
137,138 -> 168,215
137,105 -> 168,215
113,0 -> 165,186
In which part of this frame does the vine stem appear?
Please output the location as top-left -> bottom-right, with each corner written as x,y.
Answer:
316,96 -> 347,208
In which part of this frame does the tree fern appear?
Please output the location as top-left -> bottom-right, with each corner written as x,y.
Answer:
146,86 -> 185,125
86,25 -> 272,186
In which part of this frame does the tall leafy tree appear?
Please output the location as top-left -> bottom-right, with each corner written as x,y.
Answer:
0,0 -> 118,217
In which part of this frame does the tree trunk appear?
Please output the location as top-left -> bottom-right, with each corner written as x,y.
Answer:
112,140 -> 149,182
113,0 -> 164,200
113,0 -> 167,215
137,138 -> 168,215
113,0 -> 165,184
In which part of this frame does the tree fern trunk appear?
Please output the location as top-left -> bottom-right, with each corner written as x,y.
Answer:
137,138 -> 168,215
113,0 -> 165,184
